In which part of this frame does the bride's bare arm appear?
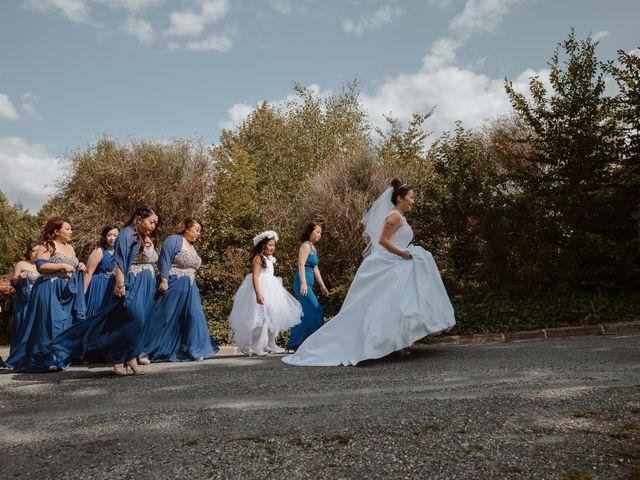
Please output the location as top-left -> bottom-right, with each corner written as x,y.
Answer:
378,213 -> 412,260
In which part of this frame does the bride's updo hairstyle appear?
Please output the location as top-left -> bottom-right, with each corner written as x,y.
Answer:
390,178 -> 413,205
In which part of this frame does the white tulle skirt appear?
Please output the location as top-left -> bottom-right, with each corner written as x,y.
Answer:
282,245 -> 455,366
229,273 -> 302,351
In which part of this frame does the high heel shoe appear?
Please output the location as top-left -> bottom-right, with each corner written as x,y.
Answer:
113,364 -> 130,376
137,356 -> 151,365
126,359 -> 145,375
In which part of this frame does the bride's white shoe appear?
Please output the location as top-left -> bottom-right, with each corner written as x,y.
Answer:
266,344 -> 285,354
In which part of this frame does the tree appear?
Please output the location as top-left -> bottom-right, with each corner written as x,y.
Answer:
0,192 -> 39,275
505,30 -> 627,287
44,136 -> 212,258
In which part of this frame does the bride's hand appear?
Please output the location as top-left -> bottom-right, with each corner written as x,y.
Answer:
256,294 -> 265,305
400,250 -> 413,260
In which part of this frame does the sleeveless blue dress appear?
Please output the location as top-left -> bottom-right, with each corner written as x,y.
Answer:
40,226 -> 158,368
142,235 -> 219,362
2,270 -> 40,366
286,243 -> 324,350
3,253 -> 86,371
85,248 -> 116,318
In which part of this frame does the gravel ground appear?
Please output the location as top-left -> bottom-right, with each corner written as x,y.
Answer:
1,334 -> 639,480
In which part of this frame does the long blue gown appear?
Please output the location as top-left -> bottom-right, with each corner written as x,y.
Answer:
85,248 -> 116,318
1,270 -> 40,366
40,226 -> 158,369
142,235 -> 219,362
286,242 -> 324,350
3,254 -> 86,371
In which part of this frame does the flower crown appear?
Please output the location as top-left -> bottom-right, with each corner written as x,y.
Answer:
253,230 -> 279,246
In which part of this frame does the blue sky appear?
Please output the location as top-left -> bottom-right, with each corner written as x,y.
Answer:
1,0 -> 638,211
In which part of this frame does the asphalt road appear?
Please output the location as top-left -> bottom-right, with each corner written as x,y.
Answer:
1,334 -> 639,479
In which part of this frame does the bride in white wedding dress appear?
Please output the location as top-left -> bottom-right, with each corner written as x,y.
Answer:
282,179 -> 456,367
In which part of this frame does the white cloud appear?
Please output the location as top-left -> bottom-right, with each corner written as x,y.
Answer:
422,37 -> 462,70
22,0 -> 96,25
98,0 -> 166,13
0,94 -> 20,121
122,17 -> 154,45
269,0 -> 294,15
0,137 -> 63,212
20,92 -> 42,120
219,103 -> 255,130
185,34 -> 232,52
592,30 -> 609,42
361,59 -> 549,137
450,0 -> 523,38
219,84 -> 332,130
342,5 -> 405,36
426,0 -> 455,7
167,41 -> 180,51
165,0 -> 230,37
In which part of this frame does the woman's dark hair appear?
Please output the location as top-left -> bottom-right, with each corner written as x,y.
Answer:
300,221 -> 322,243
249,237 -> 275,269
23,240 -> 41,261
40,217 -> 70,256
174,217 -> 203,235
390,178 -> 413,205
125,205 -> 160,242
99,224 -> 120,249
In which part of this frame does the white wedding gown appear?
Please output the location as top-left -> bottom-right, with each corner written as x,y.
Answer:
282,212 -> 455,366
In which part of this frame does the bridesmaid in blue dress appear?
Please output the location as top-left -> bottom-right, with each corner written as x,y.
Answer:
83,224 -> 119,317
3,218 -> 87,371
1,241 -> 40,366
286,222 -> 329,351
142,217 -> 219,362
42,206 -> 159,376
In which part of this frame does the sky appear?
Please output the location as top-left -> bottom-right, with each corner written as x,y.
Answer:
1,0 -> 638,211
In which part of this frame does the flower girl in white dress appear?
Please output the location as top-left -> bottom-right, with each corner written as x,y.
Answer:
230,231 -> 302,356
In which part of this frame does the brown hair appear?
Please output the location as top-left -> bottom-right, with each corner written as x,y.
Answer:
40,217 -> 70,256
125,205 -> 161,242
174,217 -> 203,235
300,222 -> 322,243
390,178 -> 413,205
99,224 -> 120,249
23,240 -> 41,261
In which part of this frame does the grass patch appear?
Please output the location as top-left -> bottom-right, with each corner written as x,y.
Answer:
617,445 -> 640,479
464,444 -> 482,454
289,436 -> 313,449
610,421 -> 640,440
324,433 -> 352,445
422,421 -> 442,432
564,468 -> 596,480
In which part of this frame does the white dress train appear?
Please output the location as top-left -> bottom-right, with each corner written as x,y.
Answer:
281,213 -> 455,366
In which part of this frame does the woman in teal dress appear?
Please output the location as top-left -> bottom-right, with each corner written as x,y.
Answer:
286,222 -> 329,351
83,224 -> 119,318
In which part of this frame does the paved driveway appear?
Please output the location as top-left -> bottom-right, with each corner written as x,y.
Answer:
1,334 -> 639,479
